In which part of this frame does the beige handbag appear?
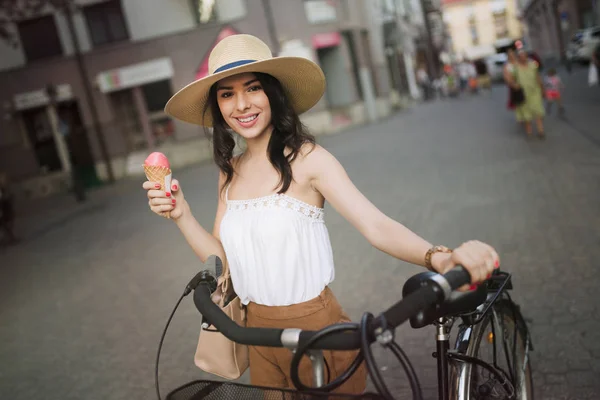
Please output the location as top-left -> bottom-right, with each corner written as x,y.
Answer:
194,262 -> 249,379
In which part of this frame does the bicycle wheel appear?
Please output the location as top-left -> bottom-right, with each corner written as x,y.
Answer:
454,299 -> 534,400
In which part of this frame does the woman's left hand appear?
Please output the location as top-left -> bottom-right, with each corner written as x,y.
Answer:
432,240 -> 500,289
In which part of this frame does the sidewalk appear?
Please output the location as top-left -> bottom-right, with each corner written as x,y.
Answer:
6,175 -> 134,245
552,63 -> 600,146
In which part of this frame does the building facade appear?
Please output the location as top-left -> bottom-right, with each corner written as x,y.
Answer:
520,0 -> 599,61
0,0 -> 401,200
441,0 -> 523,60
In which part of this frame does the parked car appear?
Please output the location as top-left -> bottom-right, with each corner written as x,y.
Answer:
567,26 -> 600,63
485,53 -> 508,82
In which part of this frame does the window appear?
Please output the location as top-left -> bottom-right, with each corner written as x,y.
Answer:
494,13 -> 509,39
17,15 -> 63,62
470,24 -> 479,45
304,0 -> 337,24
491,0 -> 507,14
191,0 -> 218,24
142,80 -> 175,146
141,80 -> 173,113
83,0 -> 129,47
110,89 -> 144,152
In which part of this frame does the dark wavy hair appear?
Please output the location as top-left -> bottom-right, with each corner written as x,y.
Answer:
202,72 -> 316,197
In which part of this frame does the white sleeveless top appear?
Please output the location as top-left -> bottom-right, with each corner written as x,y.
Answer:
219,186 -> 335,306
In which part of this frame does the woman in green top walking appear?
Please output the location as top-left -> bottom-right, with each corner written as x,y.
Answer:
505,49 -> 545,138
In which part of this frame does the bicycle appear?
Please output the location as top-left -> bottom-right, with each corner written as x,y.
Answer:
155,257 -> 534,400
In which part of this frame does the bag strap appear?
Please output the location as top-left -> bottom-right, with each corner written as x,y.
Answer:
217,257 -> 232,294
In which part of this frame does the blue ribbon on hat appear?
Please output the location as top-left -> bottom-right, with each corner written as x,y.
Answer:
214,59 -> 257,73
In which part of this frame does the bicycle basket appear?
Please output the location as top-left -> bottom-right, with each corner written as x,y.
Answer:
165,380 -> 384,400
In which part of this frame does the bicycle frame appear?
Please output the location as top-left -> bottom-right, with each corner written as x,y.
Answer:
441,276 -> 526,400
293,272 -> 524,400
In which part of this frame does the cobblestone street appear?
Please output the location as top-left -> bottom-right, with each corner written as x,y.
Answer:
1,67 -> 599,400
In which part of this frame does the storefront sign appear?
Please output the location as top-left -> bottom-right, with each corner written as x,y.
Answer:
312,32 -> 341,49
97,57 -> 174,93
304,0 -> 337,24
13,84 -> 73,111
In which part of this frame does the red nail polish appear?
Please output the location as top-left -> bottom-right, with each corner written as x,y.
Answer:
166,192 -> 171,197
487,273 -> 492,279
172,199 -> 176,204
172,185 -> 178,190
494,260 -> 500,268
470,284 -> 478,291
155,184 -> 160,189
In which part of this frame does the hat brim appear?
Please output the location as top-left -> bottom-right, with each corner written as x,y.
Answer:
164,57 -> 326,127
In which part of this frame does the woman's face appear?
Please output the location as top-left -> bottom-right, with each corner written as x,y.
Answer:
507,50 -> 516,63
518,51 -> 528,63
215,72 -> 272,140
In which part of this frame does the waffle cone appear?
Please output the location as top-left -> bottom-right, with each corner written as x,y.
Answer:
144,165 -> 173,219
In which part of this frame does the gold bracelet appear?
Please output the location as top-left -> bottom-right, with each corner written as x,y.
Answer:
424,245 -> 453,271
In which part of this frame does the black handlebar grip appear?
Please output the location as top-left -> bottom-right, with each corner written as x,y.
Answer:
382,285 -> 440,329
298,329 -> 362,351
442,265 -> 472,290
192,283 -> 284,347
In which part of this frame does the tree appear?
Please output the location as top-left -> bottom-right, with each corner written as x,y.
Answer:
0,0 -> 115,183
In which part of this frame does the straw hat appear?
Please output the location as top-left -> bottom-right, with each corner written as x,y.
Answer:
164,34 -> 326,127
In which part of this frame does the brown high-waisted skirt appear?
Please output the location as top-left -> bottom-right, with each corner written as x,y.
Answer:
246,286 -> 367,394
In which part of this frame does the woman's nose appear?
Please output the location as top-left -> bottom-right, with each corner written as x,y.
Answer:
236,93 -> 250,111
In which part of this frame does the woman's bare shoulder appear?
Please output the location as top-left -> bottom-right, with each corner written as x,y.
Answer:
296,143 -> 342,177
298,142 -> 330,162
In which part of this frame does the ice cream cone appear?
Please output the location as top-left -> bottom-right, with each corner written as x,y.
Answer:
144,165 -> 173,219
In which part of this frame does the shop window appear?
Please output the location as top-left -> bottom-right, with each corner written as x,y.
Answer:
110,89 -> 145,152
83,0 -> 129,47
17,15 -> 63,62
142,80 -> 175,145
20,107 -> 62,172
142,80 -> 172,113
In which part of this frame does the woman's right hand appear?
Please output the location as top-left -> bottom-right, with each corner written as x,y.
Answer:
143,178 -> 187,220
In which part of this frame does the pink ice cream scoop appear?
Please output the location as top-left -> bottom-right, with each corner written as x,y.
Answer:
143,152 -> 173,218
144,152 -> 170,168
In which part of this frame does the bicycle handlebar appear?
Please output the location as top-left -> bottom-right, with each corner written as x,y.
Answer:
192,266 -> 472,351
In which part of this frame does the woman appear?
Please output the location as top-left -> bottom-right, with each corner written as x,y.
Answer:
144,34 -> 500,393
504,49 -> 518,111
505,49 -> 546,138
474,58 -> 491,94
0,171 -> 18,245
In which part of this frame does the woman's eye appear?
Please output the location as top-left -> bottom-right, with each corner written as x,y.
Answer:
248,85 -> 262,92
220,92 -> 232,98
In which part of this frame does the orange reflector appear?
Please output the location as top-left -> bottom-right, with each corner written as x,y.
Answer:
487,332 -> 494,344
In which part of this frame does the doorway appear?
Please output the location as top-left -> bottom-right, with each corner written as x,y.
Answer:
21,106 -> 61,173
57,101 -> 102,188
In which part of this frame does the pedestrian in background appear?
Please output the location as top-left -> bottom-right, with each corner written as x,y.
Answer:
474,58 -> 492,94
504,49 -> 518,111
505,49 -> 546,138
591,42 -> 600,87
544,68 -> 565,115
0,171 -> 18,245
417,64 -> 431,100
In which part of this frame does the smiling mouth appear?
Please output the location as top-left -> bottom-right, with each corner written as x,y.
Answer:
236,114 -> 258,123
